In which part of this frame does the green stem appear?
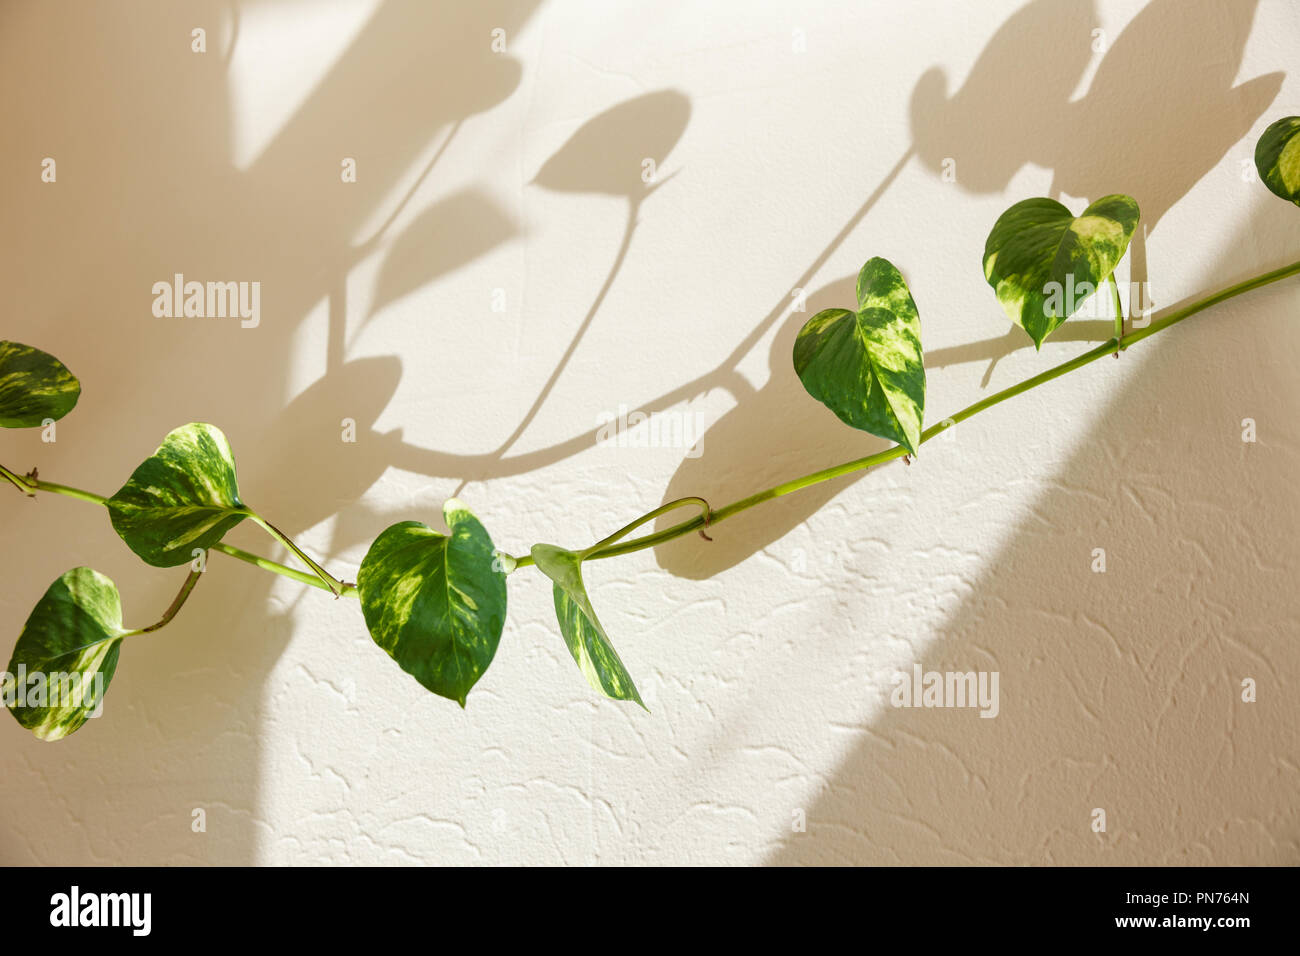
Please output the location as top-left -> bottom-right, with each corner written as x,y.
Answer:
511,257 -> 1300,568
1,466 -> 108,505
8,259 -> 1298,587
0,463 -> 31,495
249,514 -> 347,597
30,480 -> 107,506
0,470 -> 355,596
581,496 -> 711,559
124,569 -> 204,637
211,542 -> 358,597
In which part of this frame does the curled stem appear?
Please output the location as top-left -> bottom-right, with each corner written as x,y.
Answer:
580,496 -> 711,559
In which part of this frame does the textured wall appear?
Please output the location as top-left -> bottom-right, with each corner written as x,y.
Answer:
1,0 -> 1297,865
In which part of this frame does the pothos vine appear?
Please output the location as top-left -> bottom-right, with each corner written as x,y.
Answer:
3,116 -> 1298,739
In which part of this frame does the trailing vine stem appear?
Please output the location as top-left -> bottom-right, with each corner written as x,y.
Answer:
3,257 -> 1299,591
0,463 -> 358,598
514,256 -> 1300,568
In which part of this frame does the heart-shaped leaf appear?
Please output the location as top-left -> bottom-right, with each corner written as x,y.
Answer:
530,544 -> 644,707
5,568 -> 126,740
1255,116 -> 1300,206
0,341 -> 81,428
358,500 -> 508,706
793,257 -> 925,456
983,194 -> 1140,349
106,423 -> 249,567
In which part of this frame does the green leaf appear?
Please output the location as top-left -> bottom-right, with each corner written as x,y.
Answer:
106,423 -> 249,567
358,499 -> 507,707
5,568 -> 127,740
529,544 -> 645,707
1255,116 -> 1300,206
982,194 -> 1140,349
0,341 -> 81,428
793,256 -> 926,456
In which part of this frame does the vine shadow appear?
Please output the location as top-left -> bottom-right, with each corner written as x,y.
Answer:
652,0 -> 1280,579
0,0 -> 538,864
765,196 -> 1300,864
0,0 -> 1286,867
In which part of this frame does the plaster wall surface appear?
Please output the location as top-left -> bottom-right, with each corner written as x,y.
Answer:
0,0 -> 1296,865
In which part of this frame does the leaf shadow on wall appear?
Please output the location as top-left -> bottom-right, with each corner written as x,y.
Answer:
325,87 -> 697,553
764,196 -> 1300,864
449,89 -> 692,496
912,0 -> 1280,328
651,0 -> 1281,580
0,0 -> 538,864
0,0 -> 1287,867
366,0 -> 1280,570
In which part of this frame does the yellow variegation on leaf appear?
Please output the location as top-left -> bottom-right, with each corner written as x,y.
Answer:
793,256 -> 926,455
0,341 -> 80,429
982,194 -> 1140,349
106,423 -> 250,566
358,500 -> 508,706
6,568 -> 126,740
530,544 -> 645,707
1255,116 -> 1300,207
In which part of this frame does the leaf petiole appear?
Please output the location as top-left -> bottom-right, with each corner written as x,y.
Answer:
1108,272 -> 1124,351
0,470 -> 356,596
211,542 -> 358,597
248,514 -> 347,597
124,569 -> 204,637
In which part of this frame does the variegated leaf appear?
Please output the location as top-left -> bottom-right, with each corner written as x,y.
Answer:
358,500 -> 507,706
106,423 -> 249,567
793,257 -> 925,456
530,544 -> 644,707
0,341 -> 80,428
982,194 -> 1140,349
6,568 -> 126,740
1255,116 -> 1300,206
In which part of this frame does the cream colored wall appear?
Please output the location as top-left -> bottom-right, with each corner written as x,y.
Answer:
1,0 -> 1296,865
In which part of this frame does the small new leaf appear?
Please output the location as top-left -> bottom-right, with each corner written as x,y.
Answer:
358,500 -> 507,706
107,423 -> 249,567
982,194 -> 1140,349
6,568 -> 126,740
793,257 -> 925,455
1255,116 -> 1300,206
530,544 -> 645,707
0,341 -> 80,428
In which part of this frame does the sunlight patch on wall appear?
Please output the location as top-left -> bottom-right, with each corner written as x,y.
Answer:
226,0 -> 383,171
